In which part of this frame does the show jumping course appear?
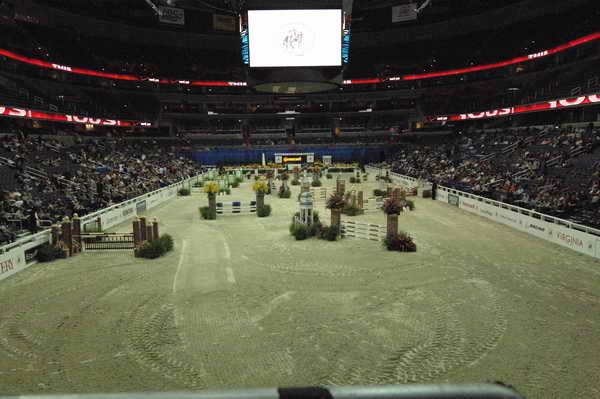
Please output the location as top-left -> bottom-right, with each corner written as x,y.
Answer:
2,166 -> 600,399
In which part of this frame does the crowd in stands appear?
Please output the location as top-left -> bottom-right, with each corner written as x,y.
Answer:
385,124 -> 600,228
0,130 -> 199,244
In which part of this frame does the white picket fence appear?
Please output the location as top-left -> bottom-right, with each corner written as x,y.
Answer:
341,220 -> 386,241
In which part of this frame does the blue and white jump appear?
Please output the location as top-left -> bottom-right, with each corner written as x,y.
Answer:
216,201 -> 257,215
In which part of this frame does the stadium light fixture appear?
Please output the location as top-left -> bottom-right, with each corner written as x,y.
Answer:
143,0 -> 163,16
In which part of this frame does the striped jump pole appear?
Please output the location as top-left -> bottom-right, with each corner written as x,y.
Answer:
216,201 -> 257,215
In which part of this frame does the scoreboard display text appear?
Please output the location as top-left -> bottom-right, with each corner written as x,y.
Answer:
275,153 -> 314,164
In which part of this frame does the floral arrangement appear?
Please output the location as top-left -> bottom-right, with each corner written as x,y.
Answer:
279,172 -> 289,181
253,181 -> 270,193
326,193 -> 346,210
204,182 -> 220,194
382,198 -> 405,215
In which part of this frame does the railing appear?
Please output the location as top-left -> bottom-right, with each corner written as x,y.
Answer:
438,185 -> 600,237
0,173 -> 202,255
367,165 -> 600,237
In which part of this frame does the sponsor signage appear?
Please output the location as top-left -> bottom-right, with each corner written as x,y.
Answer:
440,192 -> 599,259
159,6 -> 185,25
275,153 -> 315,164
448,194 -> 459,207
0,249 -> 27,281
0,105 -> 148,127
1,31 -> 597,86
427,93 -> 600,122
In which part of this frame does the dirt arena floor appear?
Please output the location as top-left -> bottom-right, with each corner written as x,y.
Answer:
1,176 -> 600,399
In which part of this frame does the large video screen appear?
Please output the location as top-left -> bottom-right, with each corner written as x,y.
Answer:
248,9 -> 342,68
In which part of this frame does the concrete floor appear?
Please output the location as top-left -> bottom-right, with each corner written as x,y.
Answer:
1,176 -> 599,399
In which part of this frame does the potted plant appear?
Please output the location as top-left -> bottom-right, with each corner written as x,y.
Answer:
253,180 -> 269,209
204,182 -> 220,213
383,198 -> 405,236
326,192 -> 346,228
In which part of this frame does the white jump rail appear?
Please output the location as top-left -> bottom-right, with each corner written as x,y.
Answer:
216,201 -> 257,215
310,188 -> 327,202
341,220 -> 386,242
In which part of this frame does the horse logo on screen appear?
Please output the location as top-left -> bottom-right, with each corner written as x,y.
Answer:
283,28 -> 304,54
278,23 -> 314,57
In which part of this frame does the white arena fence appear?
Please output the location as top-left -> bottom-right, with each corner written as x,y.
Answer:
368,166 -> 600,260
216,201 -> 257,215
341,220 -> 386,242
0,174 -> 203,282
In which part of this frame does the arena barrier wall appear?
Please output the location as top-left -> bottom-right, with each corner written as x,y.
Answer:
216,201 -> 257,215
369,166 -> 600,260
0,174 -> 202,282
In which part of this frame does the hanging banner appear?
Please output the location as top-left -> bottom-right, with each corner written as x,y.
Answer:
213,14 -> 236,32
159,6 -> 185,25
392,3 -> 417,23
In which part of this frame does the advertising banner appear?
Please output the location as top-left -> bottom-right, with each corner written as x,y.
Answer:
455,196 -> 598,259
159,6 -> 185,25
213,14 -> 236,32
392,3 -> 417,22
0,248 -> 27,281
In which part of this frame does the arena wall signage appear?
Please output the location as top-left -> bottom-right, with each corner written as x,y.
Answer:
369,167 -> 600,260
434,187 -> 600,260
1,32 -> 597,86
0,105 -> 151,127
427,92 -> 600,123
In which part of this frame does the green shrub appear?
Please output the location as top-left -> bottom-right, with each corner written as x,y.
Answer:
383,232 -> 417,252
37,243 -> 66,262
278,185 -> 291,198
311,180 -> 322,187
342,203 -> 363,216
159,234 -> 174,252
137,239 -> 165,259
291,223 -> 310,240
320,225 -> 340,241
235,177 -> 244,184
406,199 -> 415,211
257,204 -> 271,217
178,188 -> 191,196
231,181 -> 240,188
373,189 -> 387,197
308,221 -> 323,237
254,174 -> 261,181
200,206 -> 216,220
291,179 -> 300,186
326,173 -> 333,179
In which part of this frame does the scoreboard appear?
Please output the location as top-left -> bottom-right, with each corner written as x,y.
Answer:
275,153 -> 315,164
